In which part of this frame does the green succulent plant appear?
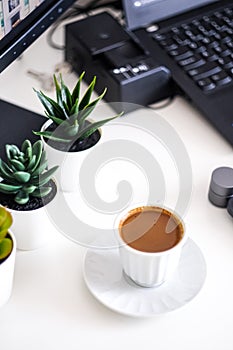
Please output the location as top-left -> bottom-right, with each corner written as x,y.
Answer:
0,207 -> 13,261
33,72 -> 122,143
0,140 -> 58,205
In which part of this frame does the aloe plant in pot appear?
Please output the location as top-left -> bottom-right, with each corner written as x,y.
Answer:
0,139 -> 58,250
33,72 -> 122,192
0,207 -> 16,307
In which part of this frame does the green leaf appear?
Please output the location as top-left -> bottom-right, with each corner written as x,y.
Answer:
78,113 -> 122,140
31,166 -> 58,186
25,146 -> 32,162
31,159 -> 48,176
22,184 -> 37,194
0,182 -> 22,193
30,140 -> 43,173
32,186 -> 51,198
43,114 -> 64,125
70,99 -> 79,116
14,190 -> 30,205
0,238 -> 13,260
21,140 -> 32,154
53,74 -> 62,104
79,76 -> 96,111
0,159 -> 13,179
33,130 -> 71,143
0,209 -> 12,239
13,171 -> 31,183
60,75 -> 73,111
10,159 -> 25,171
78,88 -> 107,124
34,89 -> 65,119
0,207 -> 7,227
71,71 -> 85,104
27,154 -> 36,171
64,123 -> 79,137
6,144 -> 20,161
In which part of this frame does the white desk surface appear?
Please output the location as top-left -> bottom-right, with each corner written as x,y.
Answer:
0,24 -> 233,350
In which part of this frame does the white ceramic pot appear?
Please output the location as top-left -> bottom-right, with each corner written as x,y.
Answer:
0,230 -> 16,307
10,191 -> 57,251
41,120 -> 102,192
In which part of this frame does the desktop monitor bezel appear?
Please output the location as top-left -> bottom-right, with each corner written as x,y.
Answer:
0,0 -> 75,73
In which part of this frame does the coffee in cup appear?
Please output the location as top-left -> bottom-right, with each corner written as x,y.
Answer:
119,206 -> 184,253
117,205 -> 186,287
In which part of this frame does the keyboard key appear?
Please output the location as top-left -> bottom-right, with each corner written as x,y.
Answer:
223,57 -> 233,69
189,62 -> 222,80
183,59 -> 206,71
208,54 -> 219,61
211,71 -> 232,86
197,78 -> 216,91
151,7 -> 233,94
159,38 -> 174,47
152,33 -> 166,41
170,47 -> 193,60
220,49 -> 231,57
178,56 -> 197,66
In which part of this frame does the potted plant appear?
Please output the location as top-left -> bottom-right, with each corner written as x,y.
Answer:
0,206 -> 16,307
33,72 -> 122,192
0,139 -> 58,250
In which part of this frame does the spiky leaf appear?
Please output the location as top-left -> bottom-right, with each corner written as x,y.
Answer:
34,89 -> 65,119
71,71 -> 85,104
78,88 -> 107,124
33,130 -> 71,142
60,76 -> 73,111
43,114 -> 64,125
64,123 -> 79,137
79,76 -> 96,111
54,74 -> 62,104
78,114 -> 122,140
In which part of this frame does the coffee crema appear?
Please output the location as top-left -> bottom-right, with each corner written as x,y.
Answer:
119,206 -> 184,253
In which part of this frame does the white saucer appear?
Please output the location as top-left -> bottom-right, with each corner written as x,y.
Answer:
83,238 -> 207,317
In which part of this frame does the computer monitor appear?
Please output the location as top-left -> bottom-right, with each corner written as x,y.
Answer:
0,0 -> 76,156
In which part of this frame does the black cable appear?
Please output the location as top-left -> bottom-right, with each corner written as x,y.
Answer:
46,0 -> 122,50
148,96 -> 175,110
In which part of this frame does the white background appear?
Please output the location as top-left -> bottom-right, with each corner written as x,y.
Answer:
0,18 -> 233,350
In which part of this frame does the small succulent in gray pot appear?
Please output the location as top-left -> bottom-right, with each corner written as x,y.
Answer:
33,72 -> 122,192
0,139 -> 58,250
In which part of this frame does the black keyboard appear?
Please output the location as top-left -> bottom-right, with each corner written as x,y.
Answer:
153,6 -> 233,93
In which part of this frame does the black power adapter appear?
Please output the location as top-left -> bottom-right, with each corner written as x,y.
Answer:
65,12 -> 174,112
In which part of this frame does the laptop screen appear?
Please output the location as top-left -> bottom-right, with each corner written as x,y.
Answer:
123,0 -> 219,30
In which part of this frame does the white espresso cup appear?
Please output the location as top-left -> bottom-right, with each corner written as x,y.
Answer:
117,205 -> 187,288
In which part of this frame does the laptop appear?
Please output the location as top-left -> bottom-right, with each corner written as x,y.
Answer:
123,0 -> 233,146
